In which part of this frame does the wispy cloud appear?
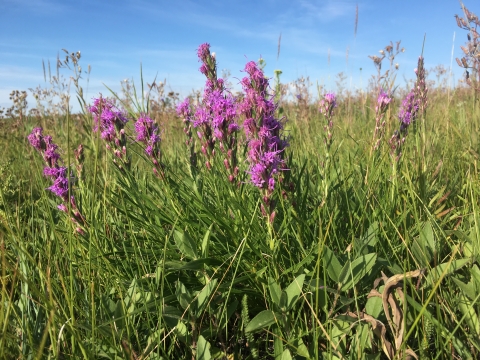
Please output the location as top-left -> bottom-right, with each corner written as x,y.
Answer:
1,0 -> 70,15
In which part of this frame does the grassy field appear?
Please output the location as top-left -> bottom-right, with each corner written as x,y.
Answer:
1,25 -> 480,360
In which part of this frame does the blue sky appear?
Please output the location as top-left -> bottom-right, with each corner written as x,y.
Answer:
0,0 -> 476,111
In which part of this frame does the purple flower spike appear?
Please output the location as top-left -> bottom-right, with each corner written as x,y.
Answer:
134,113 -> 163,177
319,92 -> 337,152
240,59 -> 289,222
88,95 -> 130,168
27,127 -> 43,150
28,127 -> 85,229
398,90 -> 419,127
372,90 -> 392,151
319,92 -> 337,118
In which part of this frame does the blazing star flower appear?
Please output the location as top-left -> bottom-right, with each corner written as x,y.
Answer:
319,92 -> 337,118
240,60 -> 288,221
88,97 -> 128,142
372,90 -> 392,151
376,90 -> 392,112
319,92 -> 337,153
398,90 -> 419,128
28,127 -> 85,231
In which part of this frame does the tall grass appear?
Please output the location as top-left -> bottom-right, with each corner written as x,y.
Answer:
1,20 -> 480,360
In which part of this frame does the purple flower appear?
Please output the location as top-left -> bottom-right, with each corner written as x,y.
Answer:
88,97 -> 128,143
319,92 -> 337,118
376,90 -> 392,111
134,113 -> 163,176
28,128 -> 80,210
177,98 -> 192,120
47,173 -> 69,199
240,59 -> 288,212
27,127 -> 43,150
197,43 -> 211,63
398,90 -> 419,127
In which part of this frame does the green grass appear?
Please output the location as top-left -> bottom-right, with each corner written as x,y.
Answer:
1,61 -> 480,360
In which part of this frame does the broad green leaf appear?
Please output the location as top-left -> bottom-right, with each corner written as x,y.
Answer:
280,349 -> 292,360
365,285 -> 384,318
294,337 -> 310,358
268,277 -> 282,306
339,253 -> 377,291
176,281 -> 194,311
164,258 -> 223,272
196,335 -> 211,360
174,320 -> 189,343
201,224 -> 213,258
458,294 -> 480,336
174,229 -> 198,260
471,265 -> 480,286
284,274 -> 305,311
323,246 -> 343,283
197,279 -> 217,315
420,221 -> 436,252
113,300 -> 125,330
452,277 -> 477,301
355,221 -> 379,254
245,310 -> 278,333
424,258 -> 470,287
274,327 -> 283,359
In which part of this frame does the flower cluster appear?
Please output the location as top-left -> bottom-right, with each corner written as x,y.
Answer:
389,56 -> 427,162
373,90 -> 392,151
240,60 -> 288,221
88,96 -> 129,169
28,127 -> 84,233
389,89 -> 420,160
319,92 -> 337,152
177,43 -> 240,180
134,114 -> 163,178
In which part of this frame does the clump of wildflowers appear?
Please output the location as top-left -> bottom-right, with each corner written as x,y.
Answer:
372,90 -> 392,151
389,56 -> 427,161
319,92 -> 337,153
240,60 -> 288,222
28,127 -> 85,233
134,113 -> 164,178
389,89 -> 419,160
178,43 -> 240,180
88,96 -> 129,170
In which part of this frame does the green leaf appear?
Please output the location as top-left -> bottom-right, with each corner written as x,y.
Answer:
174,229 -> 198,260
420,221 -> 436,253
268,277 -> 282,306
197,279 -> 218,315
452,277 -> 477,301
293,337 -> 310,358
471,265 -> 480,286
280,349 -> 292,360
365,285 -> 384,318
176,281 -> 194,312
201,224 -> 213,258
458,294 -> 480,337
412,221 -> 435,267
245,310 -> 278,333
196,335 -> 211,360
284,274 -> 305,311
424,258 -> 470,287
339,253 -> 377,291
164,258 -> 223,272
323,246 -> 343,283
356,221 -> 379,254
174,320 -> 189,343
